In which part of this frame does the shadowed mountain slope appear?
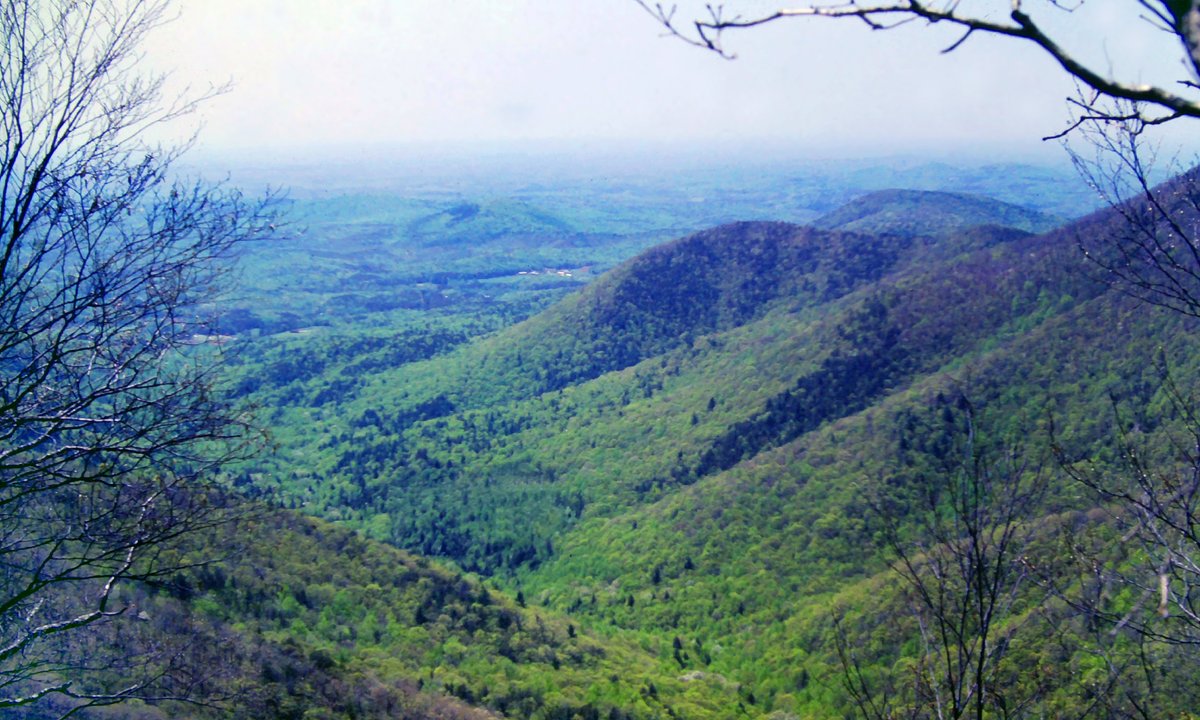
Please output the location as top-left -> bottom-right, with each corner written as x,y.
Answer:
452,222 -> 914,400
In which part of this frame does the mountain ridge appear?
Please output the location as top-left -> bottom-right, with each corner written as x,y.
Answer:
813,187 -> 1061,236
203,176 -> 1200,719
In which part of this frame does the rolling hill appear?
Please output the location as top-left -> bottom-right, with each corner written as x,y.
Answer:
812,188 -> 1061,236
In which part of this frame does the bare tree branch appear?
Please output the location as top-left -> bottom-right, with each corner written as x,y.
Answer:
634,1 -> 1200,132
841,395 -> 1053,719
0,0 -> 277,712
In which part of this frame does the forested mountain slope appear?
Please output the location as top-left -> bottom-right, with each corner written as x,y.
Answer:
410,222 -> 918,404
45,508 -> 744,720
248,201 -> 1095,573
208,179 -> 1200,719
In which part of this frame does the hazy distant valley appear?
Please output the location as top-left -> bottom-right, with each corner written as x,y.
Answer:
217,155 -> 1087,337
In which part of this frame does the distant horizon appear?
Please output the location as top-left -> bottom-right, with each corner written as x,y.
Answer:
186,136 -> 1075,164
146,1 -> 1196,191
179,138 -> 1085,193
170,141 -> 1113,223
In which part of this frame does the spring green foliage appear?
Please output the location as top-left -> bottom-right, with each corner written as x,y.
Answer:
100,165 -> 1200,719
117,510 -> 746,720
246,216 -> 1095,582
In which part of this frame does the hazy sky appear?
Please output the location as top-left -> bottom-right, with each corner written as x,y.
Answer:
144,1 -> 1192,162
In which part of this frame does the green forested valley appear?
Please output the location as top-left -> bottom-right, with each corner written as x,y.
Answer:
14,2 -> 1200,718
28,162 -> 1200,720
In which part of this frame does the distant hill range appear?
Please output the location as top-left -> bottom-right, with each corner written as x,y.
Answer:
813,187 -> 1062,236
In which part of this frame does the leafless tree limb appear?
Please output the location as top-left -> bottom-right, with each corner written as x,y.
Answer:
0,0 -> 277,712
634,1 -> 1200,132
1065,106 -> 1200,319
842,396 -> 1053,719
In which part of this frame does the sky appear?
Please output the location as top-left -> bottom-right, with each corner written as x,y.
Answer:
143,1 -> 1195,165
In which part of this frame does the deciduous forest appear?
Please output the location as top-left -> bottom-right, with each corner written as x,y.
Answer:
6,1 -> 1200,719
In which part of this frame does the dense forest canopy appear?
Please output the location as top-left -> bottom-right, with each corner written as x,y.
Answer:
7,1 -> 1200,718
